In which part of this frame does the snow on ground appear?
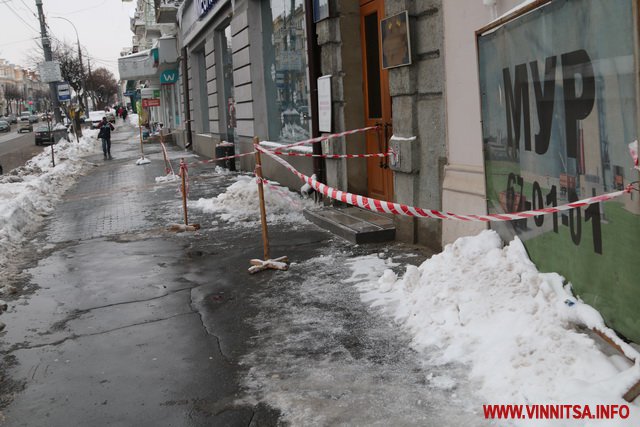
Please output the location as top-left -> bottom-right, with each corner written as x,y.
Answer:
191,174 -> 315,226
352,229 -> 640,426
0,130 -> 100,275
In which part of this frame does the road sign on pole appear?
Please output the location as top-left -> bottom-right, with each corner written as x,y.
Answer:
38,61 -> 62,83
57,82 -> 71,102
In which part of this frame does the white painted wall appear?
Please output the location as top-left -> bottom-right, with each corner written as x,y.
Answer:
441,0 -> 524,245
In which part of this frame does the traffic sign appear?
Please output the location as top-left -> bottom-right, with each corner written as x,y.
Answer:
57,82 -> 71,101
38,61 -> 62,83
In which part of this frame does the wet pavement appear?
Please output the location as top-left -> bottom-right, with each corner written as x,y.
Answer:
0,123 -> 484,426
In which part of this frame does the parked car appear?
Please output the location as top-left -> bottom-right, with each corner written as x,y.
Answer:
88,111 -> 105,129
34,124 -> 55,145
29,114 -> 39,123
0,120 -> 10,133
18,117 -> 33,133
5,114 -> 17,124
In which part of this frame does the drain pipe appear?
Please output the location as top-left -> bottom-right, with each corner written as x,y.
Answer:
304,0 -> 325,185
181,47 -> 193,149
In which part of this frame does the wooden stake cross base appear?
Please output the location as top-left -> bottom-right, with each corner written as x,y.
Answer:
248,256 -> 289,274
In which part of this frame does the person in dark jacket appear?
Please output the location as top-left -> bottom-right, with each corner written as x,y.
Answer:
97,116 -> 115,159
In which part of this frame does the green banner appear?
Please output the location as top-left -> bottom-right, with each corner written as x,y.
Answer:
478,0 -> 640,341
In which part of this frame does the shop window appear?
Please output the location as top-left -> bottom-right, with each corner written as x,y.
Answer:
262,0 -> 311,143
194,49 -> 210,133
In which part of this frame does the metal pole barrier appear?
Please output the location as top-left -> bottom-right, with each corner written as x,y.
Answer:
180,158 -> 188,226
254,136 -> 270,261
51,143 -> 55,167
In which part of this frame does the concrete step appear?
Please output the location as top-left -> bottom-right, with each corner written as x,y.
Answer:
304,206 -> 395,244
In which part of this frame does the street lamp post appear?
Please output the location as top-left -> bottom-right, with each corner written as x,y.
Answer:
51,16 -> 88,113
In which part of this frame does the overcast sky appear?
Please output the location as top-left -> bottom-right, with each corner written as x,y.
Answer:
0,0 -> 136,79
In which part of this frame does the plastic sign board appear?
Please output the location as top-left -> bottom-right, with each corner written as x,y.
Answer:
477,0 -> 640,342
317,75 -> 332,133
57,82 -> 71,101
160,69 -> 178,84
197,0 -> 219,18
140,88 -> 161,98
38,61 -> 62,83
142,98 -> 161,108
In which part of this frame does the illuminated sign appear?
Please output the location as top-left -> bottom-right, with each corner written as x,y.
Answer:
197,0 -> 219,18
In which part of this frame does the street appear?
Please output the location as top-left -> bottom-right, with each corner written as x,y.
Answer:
0,130 -> 44,174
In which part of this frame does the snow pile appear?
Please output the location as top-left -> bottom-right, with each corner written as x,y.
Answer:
0,131 -> 100,271
192,175 -> 314,226
355,230 -> 640,426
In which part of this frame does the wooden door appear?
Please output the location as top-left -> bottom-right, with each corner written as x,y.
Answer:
360,0 -> 393,201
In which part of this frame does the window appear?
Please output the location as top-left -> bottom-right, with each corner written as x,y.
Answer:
194,50 -> 209,133
218,24 -> 236,142
262,0 -> 311,143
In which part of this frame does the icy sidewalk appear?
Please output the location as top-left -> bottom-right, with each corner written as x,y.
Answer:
192,172 -> 639,426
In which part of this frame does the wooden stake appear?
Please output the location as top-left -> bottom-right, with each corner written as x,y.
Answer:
254,137 -> 270,261
160,130 -> 170,173
248,138 -> 289,274
138,124 -> 145,158
180,158 -> 188,226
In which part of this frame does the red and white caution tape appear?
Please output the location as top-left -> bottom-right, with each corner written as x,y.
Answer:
256,144 -> 633,222
272,125 -> 380,151
268,150 -> 392,159
256,175 -> 304,209
159,140 -> 175,175
630,140 -> 639,170
187,125 -> 381,169
179,159 -> 189,196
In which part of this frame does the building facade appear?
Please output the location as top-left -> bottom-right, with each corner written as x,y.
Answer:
0,59 -> 49,115
130,0 -> 640,344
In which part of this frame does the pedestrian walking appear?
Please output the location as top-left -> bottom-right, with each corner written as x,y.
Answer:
97,116 -> 115,159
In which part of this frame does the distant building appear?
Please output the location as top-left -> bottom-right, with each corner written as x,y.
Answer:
0,58 -> 48,114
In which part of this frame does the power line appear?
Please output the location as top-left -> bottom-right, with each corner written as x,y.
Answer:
2,1 -> 40,34
0,36 -> 39,47
17,0 -> 38,20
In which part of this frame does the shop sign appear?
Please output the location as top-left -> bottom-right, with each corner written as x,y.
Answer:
317,75 -> 331,133
477,0 -> 640,341
197,0 -> 219,18
142,98 -> 161,108
160,69 -> 179,84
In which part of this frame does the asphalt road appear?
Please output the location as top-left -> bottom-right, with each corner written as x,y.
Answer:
0,129 -> 44,174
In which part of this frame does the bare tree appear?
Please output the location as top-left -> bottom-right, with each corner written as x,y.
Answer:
86,67 -> 118,110
52,41 -> 86,113
25,40 -> 87,114
3,84 -> 22,114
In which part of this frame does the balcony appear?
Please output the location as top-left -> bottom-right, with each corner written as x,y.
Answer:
156,0 -> 182,24
118,49 -> 156,80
